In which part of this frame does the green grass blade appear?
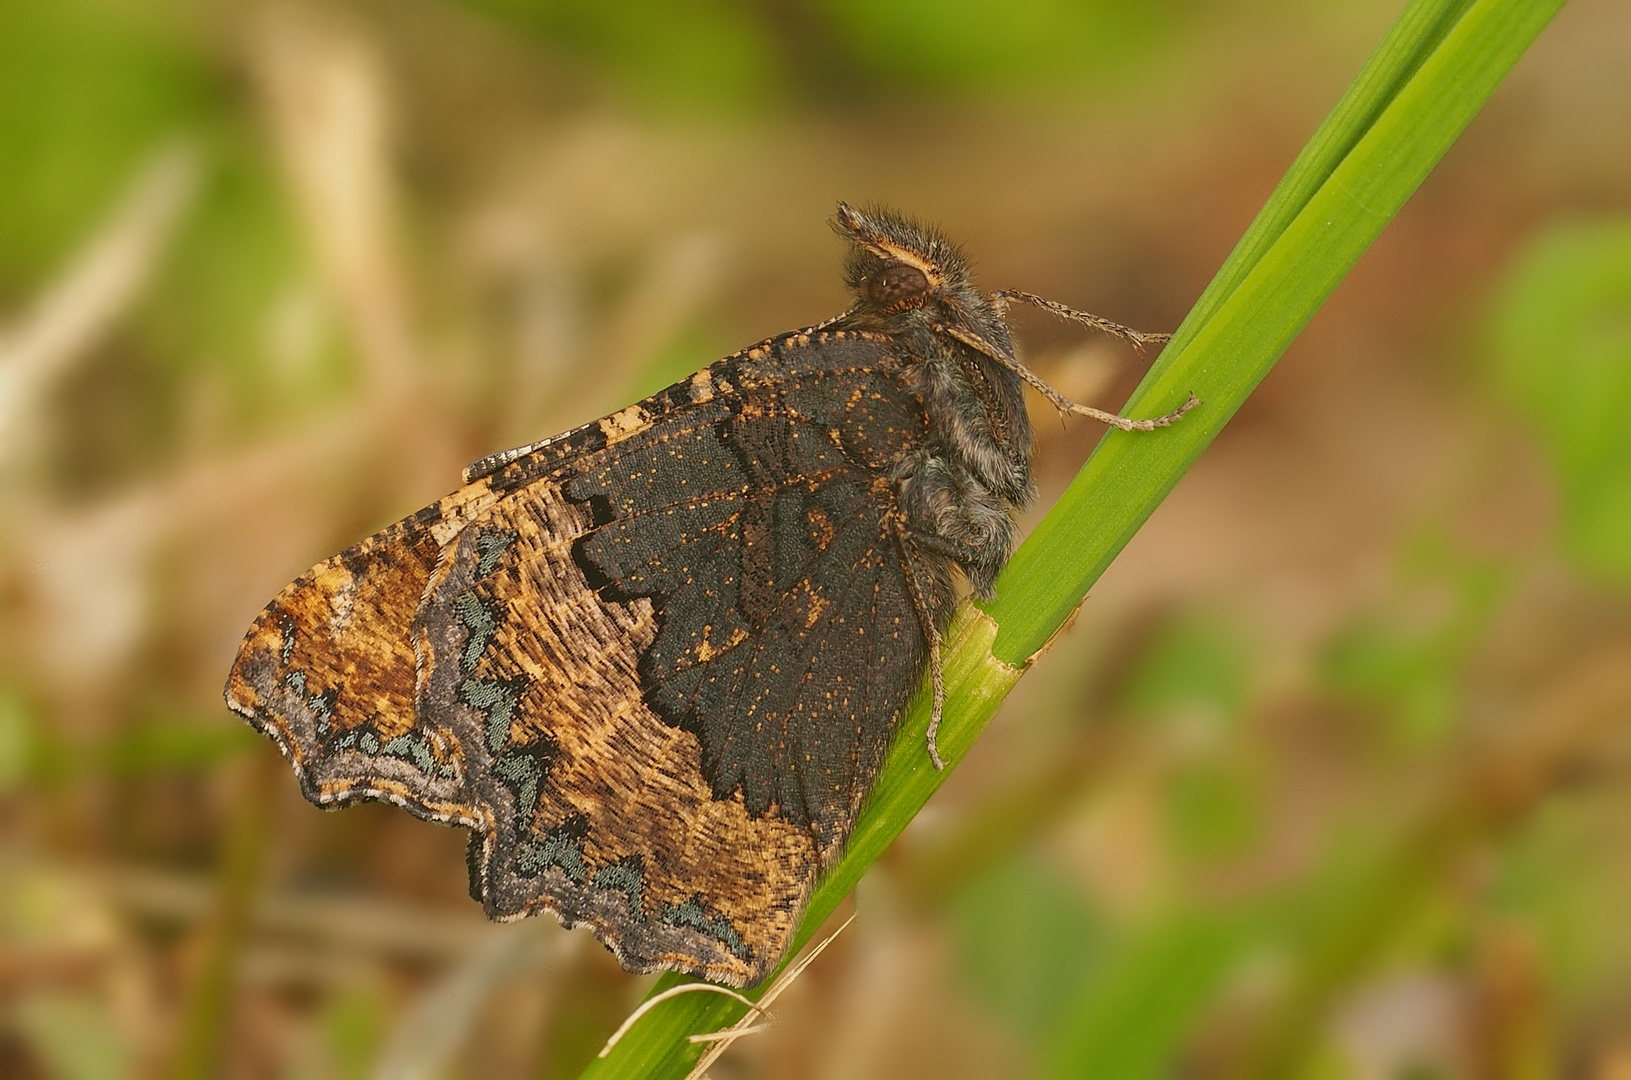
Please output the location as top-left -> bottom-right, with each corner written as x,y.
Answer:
988,0 -> 1566,663
1173,0 -> 1475,346
581,1 -> 1565,1074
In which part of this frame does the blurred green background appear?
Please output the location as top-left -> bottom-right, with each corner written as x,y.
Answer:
2,1 -> 1630,1077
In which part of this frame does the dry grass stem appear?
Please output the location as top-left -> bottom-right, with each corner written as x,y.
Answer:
598,984 -> 765,1060
680,913 -> 857,1080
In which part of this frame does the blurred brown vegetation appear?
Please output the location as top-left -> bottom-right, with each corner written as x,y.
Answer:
2,1 -> 1630,1077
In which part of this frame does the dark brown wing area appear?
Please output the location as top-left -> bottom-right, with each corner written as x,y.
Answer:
569,392 -> 926,838
226,329 -> 936,987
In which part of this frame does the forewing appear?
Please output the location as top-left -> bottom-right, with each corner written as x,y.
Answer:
225,479 -> 504,820
229,328 -> 932,988
562,328 -> 933,840
221,408 -> 639,820
570,417 -> 926,837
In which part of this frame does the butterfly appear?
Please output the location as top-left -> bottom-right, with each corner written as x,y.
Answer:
225,204 -> 1193,987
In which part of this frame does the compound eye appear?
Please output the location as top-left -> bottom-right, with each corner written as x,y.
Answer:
863,263 -> 930,307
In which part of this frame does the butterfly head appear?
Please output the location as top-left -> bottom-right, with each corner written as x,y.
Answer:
834,202 -> 981,316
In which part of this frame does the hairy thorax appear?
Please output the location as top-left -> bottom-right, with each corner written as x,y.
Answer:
834,305 -> 1035,601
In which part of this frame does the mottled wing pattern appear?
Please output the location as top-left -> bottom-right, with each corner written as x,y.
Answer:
227,329 -> 936,987
225,479 -> 504,823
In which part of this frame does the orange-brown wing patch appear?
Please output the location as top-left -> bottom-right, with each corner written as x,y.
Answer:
224,480 -> 502,821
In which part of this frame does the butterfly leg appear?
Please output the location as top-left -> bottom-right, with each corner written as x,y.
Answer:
939,313 -> 1200,432
990,289 -> 1170,356
1048,388 -> 1199,432
893,522 -> 948,771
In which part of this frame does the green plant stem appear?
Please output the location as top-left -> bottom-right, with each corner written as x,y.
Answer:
580,0 -> 1565,1074
988,0 -> 1562,662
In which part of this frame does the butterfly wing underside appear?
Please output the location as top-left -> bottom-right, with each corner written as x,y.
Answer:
226,329 -> 936,987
